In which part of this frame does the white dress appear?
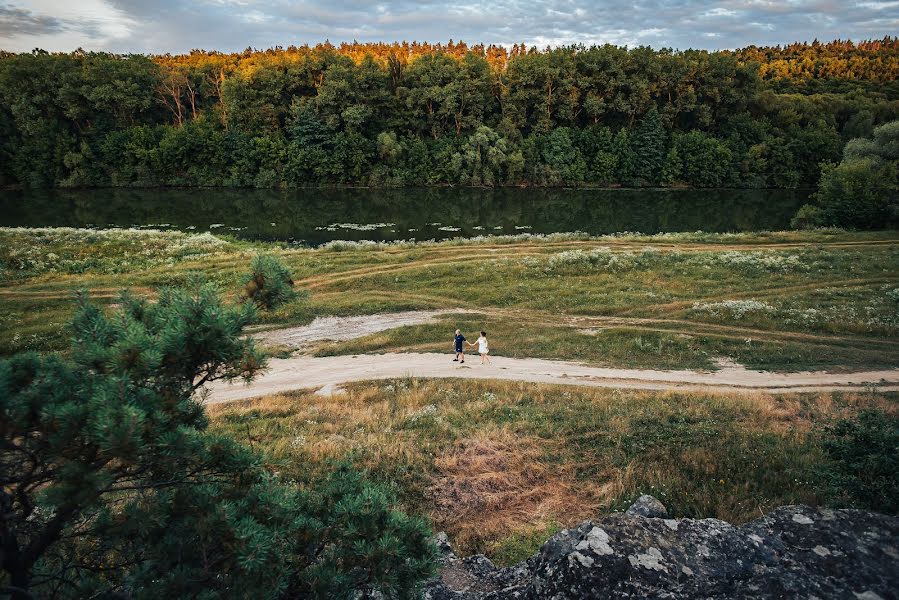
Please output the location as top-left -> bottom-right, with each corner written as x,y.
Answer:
477,337 -> 489,354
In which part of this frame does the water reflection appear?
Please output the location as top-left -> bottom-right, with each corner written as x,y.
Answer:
0,187 -> 810,245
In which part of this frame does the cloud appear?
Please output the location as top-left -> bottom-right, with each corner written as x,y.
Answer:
0,4 -> 64,36
0,0 -> 897,53
0,0 -> 135,50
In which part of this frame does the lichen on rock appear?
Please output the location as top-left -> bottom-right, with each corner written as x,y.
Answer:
424,496 -> 899,599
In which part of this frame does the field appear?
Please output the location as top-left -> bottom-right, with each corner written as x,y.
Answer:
2,226 -> 898,564
207,378 -> 897,564
2,227 -> 898,371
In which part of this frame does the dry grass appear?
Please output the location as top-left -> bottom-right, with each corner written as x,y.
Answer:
429,427 -> 602,551
207,378 -> 897,562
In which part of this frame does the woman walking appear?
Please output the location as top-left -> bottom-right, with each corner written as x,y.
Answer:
476,331 -> 491,364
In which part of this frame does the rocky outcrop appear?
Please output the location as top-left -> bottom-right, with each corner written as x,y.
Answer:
425,498 -> 898,599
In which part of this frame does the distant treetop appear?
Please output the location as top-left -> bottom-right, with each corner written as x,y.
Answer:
2,36 -> 897,83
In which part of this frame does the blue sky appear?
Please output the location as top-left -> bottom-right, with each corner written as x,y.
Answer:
1,0 -> 898,54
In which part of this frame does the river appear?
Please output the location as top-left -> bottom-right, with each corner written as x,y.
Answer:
0,187 -> 810,245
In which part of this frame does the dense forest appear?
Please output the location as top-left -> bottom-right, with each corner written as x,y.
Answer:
1,37 -> 897,189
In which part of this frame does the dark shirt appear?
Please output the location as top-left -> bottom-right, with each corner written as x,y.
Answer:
454,334 -> 466,351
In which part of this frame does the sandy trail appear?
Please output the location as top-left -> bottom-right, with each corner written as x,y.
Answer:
205,311 -> 899,403
205,353 -> 899,404
252,309 -> 471,348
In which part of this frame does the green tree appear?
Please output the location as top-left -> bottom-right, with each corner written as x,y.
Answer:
243,254 -> 300,309
451,125 -> 513,185
807,121 -> 899,229
845,120 -> 899,161
670,131 -> 734,187
373,131 -> 407,184
400,53 -> 461,139
285,102 -> 340,183
814,159 -> 898,228
0,280 -> 435,599
576,126 -> 617,184
504,49 -> 579,133
537,127 -> 586,185
661,146 -> 682,184
630,107 -> 667,184
613,129 -> 636,183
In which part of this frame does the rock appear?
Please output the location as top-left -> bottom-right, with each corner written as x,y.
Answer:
426,503 -> 899,599
625,494 -> 669,518
314,383 -> 345,397
434,531 -> 455,557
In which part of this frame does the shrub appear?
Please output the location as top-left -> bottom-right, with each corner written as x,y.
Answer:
790,204 -> 824,229
709,250 -> 808,273
243,254 -> 299,309
668,131 -> 734,187
544,248 -> 640,272
817,409 -> 899,514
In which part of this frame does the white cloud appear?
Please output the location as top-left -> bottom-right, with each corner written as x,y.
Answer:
702,7 -> 738,18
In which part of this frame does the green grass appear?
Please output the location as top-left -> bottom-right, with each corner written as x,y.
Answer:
207,379 -> 898,563
314,314 -> 898,371
2,227 -> 898,370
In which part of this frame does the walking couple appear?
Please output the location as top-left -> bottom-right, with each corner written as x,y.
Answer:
453,329 -> 491,364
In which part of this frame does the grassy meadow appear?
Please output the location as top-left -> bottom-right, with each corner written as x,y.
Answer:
2,226 -> 898,371
208,378 -> 897,564
2,226 -> 898,563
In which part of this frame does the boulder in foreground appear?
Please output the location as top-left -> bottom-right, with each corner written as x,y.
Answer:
426,497 -> 898,599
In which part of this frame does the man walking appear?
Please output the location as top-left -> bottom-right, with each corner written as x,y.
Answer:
453,329 -> 469,363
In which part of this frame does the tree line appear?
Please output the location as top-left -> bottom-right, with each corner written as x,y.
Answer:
1,38 -> 897,189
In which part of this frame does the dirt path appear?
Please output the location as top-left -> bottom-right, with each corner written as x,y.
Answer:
205,352 -> 899,403
253,309 -> 472,347
205,309 -> 899,403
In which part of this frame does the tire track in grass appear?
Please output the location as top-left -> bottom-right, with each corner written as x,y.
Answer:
297,244 -> 898,291
295,306 -> 898,367
614,277 -> 899,318
0,286 -> 156,300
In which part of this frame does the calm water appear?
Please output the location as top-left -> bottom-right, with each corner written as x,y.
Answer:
0,187 -> 810,245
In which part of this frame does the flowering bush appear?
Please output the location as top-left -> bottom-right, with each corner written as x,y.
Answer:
691,300 -> 776,319
544,247 -> 655,272
706,251 -> 809,273
540,246 -> 812,275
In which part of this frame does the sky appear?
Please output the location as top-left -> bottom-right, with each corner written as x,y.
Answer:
1,0 -> 897,54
